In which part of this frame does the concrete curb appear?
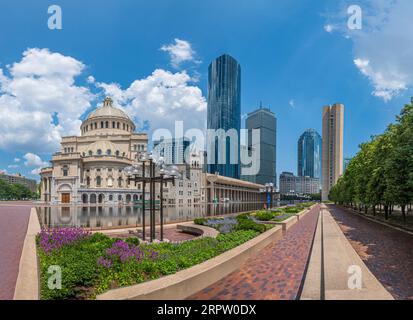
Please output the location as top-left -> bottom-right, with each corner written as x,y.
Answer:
301,206 -> 394,300
97,224 -> 283,300
342,206 -> 413,236
13,208 -> 40,300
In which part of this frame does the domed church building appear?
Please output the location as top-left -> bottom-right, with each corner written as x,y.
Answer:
40,97 -> 148,205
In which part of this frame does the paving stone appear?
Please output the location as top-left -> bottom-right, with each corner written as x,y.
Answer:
189,205 -> 320,300
328,205 -> 413,300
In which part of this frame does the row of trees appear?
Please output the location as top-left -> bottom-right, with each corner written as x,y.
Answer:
329,99 -> 413,222
0,179 -> 38,200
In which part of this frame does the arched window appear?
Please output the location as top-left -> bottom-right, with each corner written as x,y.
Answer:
100,121 -> 104,128
117,122 -> 120,129
115,150 -> 120,156
123,123 -> 125,130
106,149 -> 111,155
86,176 -> 90,186
97,149 -> 102,155
107,177 -> 113,187
94,122 -> 97,129
112,121 -> 115,128
90,194 -> 96,204
62,165 -> 69,177
109,194 -> 113,201
96,176 -> 101,187
82,194 -> 88,204
105,121 -> 109,128
88,150 -> 93,156
118,177 -> 123,187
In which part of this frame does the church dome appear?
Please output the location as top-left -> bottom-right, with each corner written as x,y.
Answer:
86,97 -> 131,121
80,97 -> 135,136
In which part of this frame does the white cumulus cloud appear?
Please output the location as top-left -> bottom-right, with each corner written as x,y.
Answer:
97,68 -> 207,136
326,0 -> 413,101
23,152 -> 49,167
0,48 -> 94,153
160,39 -> 199,68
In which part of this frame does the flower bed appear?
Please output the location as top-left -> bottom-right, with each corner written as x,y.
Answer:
37,224 -> 263,300
252,202 -> 314,222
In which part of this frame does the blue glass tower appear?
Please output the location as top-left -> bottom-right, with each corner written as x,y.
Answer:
207,54 -> 241,179
297,129 -> 322,180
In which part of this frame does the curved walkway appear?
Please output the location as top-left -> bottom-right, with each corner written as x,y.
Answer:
189,205 -> 320,300
328,205 -> 413,300
0,204 -> 31,300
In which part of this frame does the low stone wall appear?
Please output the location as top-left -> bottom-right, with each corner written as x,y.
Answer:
97,224 -> 283,300
176,222 -> 219,238
14,208 -> 40,300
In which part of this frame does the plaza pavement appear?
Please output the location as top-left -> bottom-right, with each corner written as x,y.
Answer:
0,203 -> 32,300
189,204 -> 320,300
328,205 -> 413,300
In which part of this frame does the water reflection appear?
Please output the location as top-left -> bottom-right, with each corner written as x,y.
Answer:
36,202 -> 268,230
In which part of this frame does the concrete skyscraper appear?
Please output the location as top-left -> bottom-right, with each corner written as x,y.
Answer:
207,54 -> 241,179
322,103 -> 344,201
297,129 -> 322,180
242,106 -> 276,186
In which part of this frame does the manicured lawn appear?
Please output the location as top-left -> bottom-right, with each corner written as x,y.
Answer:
37,216 -> 269,300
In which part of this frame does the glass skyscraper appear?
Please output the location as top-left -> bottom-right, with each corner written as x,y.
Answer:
207,54 -> 241,179
297,129 -> 322,180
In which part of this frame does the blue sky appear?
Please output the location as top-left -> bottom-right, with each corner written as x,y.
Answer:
0,0 -> 411,181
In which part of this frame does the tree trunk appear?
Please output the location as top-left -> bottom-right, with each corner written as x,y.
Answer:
384,205 -> 389,220
373,206 -> 376,216
364,206 -> 368,214
402,205 -> 406,223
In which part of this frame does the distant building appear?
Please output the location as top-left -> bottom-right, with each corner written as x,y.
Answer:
298,129 -> 322,180
153,137 -> 191,165
279,171 -> 320,195
322,103 -> 344,201
241,106 -> 277,186
0,172 -> 37,193
207,54 -> 241,179
343,157 -> 352,173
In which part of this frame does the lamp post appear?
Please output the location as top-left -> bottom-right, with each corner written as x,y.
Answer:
124,153 -> 179,242
264,182 -> 275,209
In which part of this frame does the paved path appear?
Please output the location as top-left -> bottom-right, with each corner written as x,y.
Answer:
189,205 -> 320,300
328,205 -> 413,300
0,204 -> 31,300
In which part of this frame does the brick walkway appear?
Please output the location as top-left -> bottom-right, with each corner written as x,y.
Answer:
189,205 -> 320,300
0,204 -> 31,300
328,205 -> 413,300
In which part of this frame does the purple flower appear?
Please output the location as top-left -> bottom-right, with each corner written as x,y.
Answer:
38,227 -> 90,254
97,256 -> 113,268
99,240 -> 159,267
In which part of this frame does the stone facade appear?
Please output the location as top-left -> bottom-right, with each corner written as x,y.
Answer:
40,97 -> 148,205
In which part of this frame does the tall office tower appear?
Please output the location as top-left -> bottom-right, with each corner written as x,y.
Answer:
153,138 -> 190,165
207,54 -> 241,179
297,129 -> 322,180
242,106 -> 277,186
322,103 -> 344,201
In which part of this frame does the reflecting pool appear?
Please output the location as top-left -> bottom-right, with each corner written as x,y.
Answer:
37,202 -> 266,230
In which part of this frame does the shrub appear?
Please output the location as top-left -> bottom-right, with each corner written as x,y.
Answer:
254,210 -> 274,221
236,214 -> 267,233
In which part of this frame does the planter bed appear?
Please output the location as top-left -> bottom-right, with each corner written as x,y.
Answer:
37,215 -> 271,300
